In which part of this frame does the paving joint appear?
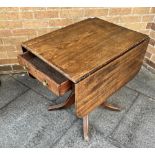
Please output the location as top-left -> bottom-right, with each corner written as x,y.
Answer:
126,85 -> 155,101
106,92 -> 140,138
50,118 -> 79,147
0,88 -> 30,112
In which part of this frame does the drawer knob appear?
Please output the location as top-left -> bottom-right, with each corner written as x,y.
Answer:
43,80 -> 48,86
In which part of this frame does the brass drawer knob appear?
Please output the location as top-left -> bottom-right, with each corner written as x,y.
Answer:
42,80 -> 48,86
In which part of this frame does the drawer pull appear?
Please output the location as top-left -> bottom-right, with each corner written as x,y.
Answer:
42,80 -> 48,86
18,51 -> 72,96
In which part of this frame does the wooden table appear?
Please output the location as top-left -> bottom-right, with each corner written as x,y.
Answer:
18,18 -> 149,141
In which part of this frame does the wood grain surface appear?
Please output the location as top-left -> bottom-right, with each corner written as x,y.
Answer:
75,39 -> 149,118
22,18 -> 148,83
18,51 -> 72,96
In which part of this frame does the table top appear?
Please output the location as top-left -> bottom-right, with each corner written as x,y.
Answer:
22,17 -> 148,83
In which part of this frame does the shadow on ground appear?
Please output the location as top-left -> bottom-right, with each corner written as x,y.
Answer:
0,66 -> 155,148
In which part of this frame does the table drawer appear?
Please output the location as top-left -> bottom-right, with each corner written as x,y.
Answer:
18,51 -> 72,96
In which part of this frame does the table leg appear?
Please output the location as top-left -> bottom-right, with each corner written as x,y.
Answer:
101,101 -> 122,111
83,115 -> 89,141
48,92 -> 75,111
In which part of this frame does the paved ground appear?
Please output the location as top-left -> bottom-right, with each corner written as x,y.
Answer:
0,66 -> 155,148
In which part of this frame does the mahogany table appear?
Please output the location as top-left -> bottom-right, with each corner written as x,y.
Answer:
18,18 -> 149,141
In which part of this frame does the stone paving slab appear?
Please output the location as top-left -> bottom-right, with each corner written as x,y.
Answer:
68,86 -> 138,138
0,75 -> 28,109
12,73 -> 57,101
0,66 -> 155,148
0,114 -> 54,148
54,120 -> 116,148
0,74 -> 10,81
0,90 -> 77,147
134,67 -> 155,83
12,74 -> 75,115
54,86 -> 138,147
127,67 -> 155,99
111,95 -> 155,148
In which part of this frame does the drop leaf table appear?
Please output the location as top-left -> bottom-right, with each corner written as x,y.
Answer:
18,18 -> 149,141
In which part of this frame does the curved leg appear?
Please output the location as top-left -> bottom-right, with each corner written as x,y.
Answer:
101,101 -> 122,111
83,115 -> 89,141
48,92 -> 75,111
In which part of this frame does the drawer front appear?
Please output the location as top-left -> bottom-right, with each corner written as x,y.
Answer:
18,52 -> 72,96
